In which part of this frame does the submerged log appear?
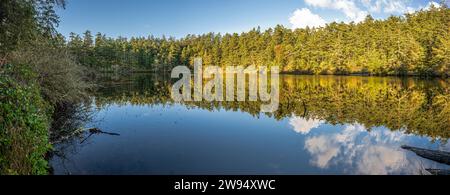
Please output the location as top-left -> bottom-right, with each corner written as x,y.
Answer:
426,169 -> 450,175
401,145 -> 450,165
88,128 -> 120,136
51,127 -> 120,144
80,128 -> 120,144
50,127 -> 88,144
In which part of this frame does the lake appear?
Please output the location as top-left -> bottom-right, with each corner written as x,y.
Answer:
50,73 -> 450,175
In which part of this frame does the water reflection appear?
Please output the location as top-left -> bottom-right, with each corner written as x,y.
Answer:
300,123 -> 417,174
289,117 -> 324,134
50,73 -> 450,175
94,74 -> 450,141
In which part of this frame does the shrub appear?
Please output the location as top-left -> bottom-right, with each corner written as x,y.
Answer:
0,65 -> 52,175
9,39 -> 92,107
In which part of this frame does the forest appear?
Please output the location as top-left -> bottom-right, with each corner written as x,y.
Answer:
68,4 -> 449,76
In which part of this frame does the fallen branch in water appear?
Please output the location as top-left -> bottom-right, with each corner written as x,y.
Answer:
80,128 -> 120,144
50,127 -> 88,144
401,145 -> 450,165
51,127 -> 120,145
88,128 -> 120,136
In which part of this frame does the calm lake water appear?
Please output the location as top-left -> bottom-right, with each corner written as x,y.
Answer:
50,73 -> 450,175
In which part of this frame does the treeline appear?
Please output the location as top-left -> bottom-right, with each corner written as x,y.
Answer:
68,4 -> 449,76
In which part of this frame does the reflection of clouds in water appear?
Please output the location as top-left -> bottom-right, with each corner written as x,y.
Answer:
289,116 -> 324,134
443,142 -> 450,150
305,136 -> 340,168
292,119 -> 430,175
304,124 -> 367,169
357,145 -> 408,175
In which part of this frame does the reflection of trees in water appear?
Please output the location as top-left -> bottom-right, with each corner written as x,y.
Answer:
50,133 -> 92,175
93,74 -> 449,141
48,100 -> 101,175
49,102 -> 95,142
279,76 -> 450,141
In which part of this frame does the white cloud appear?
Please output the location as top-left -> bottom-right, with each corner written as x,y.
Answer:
405,6 -> 417,14
360,0 -> 442,14
289,8 -> 328,29
304,0 -> 368,23
289,116 -> 324,134
424,1 -> 441,10
385,1 -> 408,13
304,0 -> 335,7
299,0 -> 443,24
363,0 -> 410,14
361,0 -> 382,12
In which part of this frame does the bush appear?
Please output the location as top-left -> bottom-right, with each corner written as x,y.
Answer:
9,39 -> 92,106
0,65 -> 52,175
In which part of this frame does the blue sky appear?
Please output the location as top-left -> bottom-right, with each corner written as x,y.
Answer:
57,0 -> 444,38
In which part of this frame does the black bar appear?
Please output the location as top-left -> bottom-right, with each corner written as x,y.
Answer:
1,175 -> 448,193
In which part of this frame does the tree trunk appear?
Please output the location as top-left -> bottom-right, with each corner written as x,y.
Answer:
426,169 -> 450,175
401,145 -> 450,165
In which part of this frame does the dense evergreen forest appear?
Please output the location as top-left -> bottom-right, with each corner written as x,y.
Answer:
68,4 -> 449,76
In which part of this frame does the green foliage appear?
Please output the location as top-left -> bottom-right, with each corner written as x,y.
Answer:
0,0 -> 66,60
0,64 -> 52,175
70,6 -> 449,77
0,0 -> 35,58
0,0 -> 89,175
10,37 -> 92,106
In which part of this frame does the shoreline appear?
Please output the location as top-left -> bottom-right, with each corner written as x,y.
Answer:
97,70 -> 449,79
